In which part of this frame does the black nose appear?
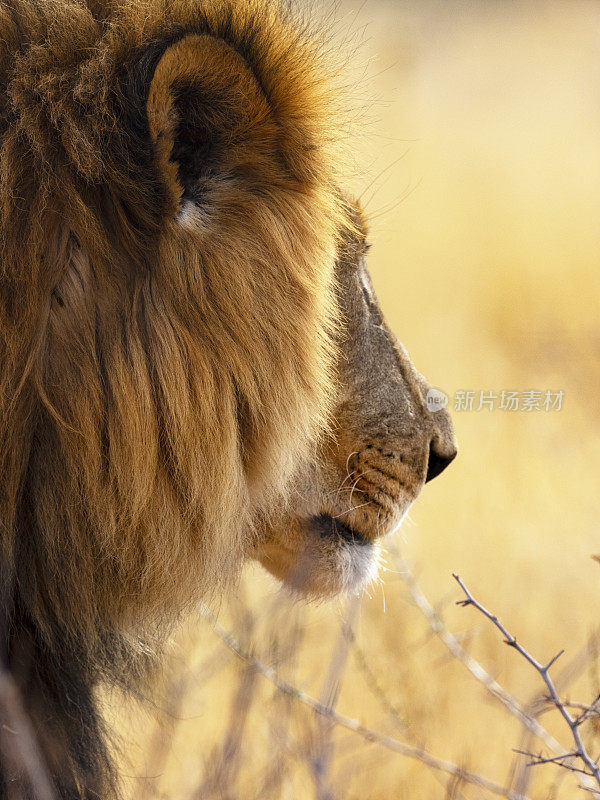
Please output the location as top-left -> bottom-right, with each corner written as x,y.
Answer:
425,441 -> 457,483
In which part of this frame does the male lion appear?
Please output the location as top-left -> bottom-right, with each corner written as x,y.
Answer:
0,0 -> 456,796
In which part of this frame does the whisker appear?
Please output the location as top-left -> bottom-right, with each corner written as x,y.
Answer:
348,474 -> 363,510
344,451 -> 358,480
332,501 -> 371,519
334,470 -> 358,502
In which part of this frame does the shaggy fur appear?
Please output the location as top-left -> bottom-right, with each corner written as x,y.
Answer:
0,0 -> 349,794
254,216 -> 457,597
0,0 -> 459,794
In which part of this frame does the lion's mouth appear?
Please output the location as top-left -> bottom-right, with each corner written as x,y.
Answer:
310,513 -> 370,546
255,513 -> 380,597
300,512 -> 380,595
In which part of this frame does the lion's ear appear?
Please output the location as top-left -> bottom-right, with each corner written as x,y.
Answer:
136,33 -> 277,215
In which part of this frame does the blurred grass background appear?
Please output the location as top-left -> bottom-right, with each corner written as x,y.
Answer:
113,1 -> 600,797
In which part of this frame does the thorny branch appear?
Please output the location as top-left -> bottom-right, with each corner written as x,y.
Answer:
509,629 -> 600,796
564,697 -> 600,726
513,749 -> 591,775
453,574 -> 600,797
199,605 -> 531,800
393,551 -> 563,755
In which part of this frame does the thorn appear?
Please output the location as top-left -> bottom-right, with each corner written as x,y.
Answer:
544,649 -> 564,671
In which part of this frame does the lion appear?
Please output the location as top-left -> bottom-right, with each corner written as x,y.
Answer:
0,0 -> 456,796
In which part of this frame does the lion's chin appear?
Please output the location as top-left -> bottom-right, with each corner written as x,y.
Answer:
256,514 -> 382,598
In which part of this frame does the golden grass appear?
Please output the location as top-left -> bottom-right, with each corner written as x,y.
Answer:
112,2 -> 600,797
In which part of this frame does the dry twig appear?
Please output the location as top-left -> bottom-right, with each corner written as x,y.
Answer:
198,605 -> 531,800
393,552 -> 562,756
509,629 -> 600,796
310,595 -> 360,800
453,574 -> 600,797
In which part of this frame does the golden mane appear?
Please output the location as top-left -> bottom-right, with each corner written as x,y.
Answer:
0,3 -> 460,794
0,0 -> 347,674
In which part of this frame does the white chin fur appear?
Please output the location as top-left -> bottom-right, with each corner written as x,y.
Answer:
333,540 -> 382,594
283,540 -> 382,598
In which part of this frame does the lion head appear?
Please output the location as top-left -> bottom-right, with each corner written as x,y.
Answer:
255,207 -> 457,597
0,0 -> 455,794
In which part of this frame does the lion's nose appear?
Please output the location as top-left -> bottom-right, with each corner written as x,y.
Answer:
425,439 -> 457,483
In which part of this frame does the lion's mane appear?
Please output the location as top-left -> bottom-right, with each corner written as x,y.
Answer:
0,0 -> 347,790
